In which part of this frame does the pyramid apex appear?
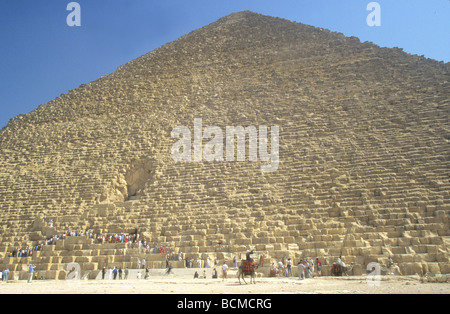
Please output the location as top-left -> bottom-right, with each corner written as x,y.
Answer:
218,10 -> 265,24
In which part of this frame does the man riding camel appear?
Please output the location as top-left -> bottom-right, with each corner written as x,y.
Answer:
239,250 -> 259,284
246,250 -> 255,262
337,256 -> 346,268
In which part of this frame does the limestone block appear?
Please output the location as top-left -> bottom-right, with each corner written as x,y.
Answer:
197,240 -> 206,247
398,237 -> 411,246
352,264 -> 363,276
50,263 -> 63,271
273,244 -> 282,250
100,249 -> 115,256
439,263 -> 450,274
43,270 -> 57,280
236,238 -> 252,245
328,248 -> 342,256
41,227 -> 57,238
427,263 -> 441,274
405,263 -> 423,276
89,250 -> 100,257
321,265 -> 331,276
58,250 -> 72,257
75,256 -> 91,263
38,256 -> 51,263
436,252 -> 448,263
62,256 -> 75,263
64,244 -> 76,251
171,261 -> 185,268
58,271 -> 68,280
55,240 -> 65,250
144,254 -> 164,262
91,256 -> 108,264
43,263 -> 56,271
73,250 -> 85,257
30,231 -> 43,241
434,211 -> 448,224
81,263 -> 98,271
152,261 -> 165,268
400,254 -> 414,263
368,246 -> 382,255
255,244 -> 266,251
274,229 -> 288,237
42,245 -> 55,252
187,246 -> 200,253
37,250 -> 51,258
284,236 -> 296,244
259,238 -> 272,244
89,271 -> 100,280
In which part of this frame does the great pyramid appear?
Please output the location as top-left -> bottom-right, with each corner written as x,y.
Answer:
0,11 -> 448,280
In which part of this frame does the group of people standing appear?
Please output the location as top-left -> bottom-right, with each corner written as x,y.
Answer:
296,258 -> 322,280
271,257 -> 323,279
0,264 -> 36,283
101,266 -> 130,280
0,268 -> 10,282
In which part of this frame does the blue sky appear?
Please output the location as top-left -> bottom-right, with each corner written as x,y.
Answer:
0,0 -> 448,129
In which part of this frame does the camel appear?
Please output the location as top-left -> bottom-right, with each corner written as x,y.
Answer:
331,263 -> 354,276
237,261 -> 258,284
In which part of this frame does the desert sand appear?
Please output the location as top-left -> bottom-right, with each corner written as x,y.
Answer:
0,276 -> 448,295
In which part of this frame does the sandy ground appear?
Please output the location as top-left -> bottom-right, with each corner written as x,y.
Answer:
0,276 -> 449,294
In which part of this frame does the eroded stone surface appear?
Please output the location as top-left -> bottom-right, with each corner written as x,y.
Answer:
0,11 -> 448,280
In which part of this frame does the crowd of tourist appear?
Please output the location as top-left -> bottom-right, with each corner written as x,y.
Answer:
46,230 -> 91,245
8,229 -> 174,258
4,221 -> 328,282
94,233 -> 171,254
8,229 -> 92,258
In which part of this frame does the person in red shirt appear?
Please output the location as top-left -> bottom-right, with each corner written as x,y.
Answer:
316,258 -> 322,277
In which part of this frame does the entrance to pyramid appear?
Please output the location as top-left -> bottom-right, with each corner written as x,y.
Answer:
101,159 -> 153,203
125,159 -> 153,201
